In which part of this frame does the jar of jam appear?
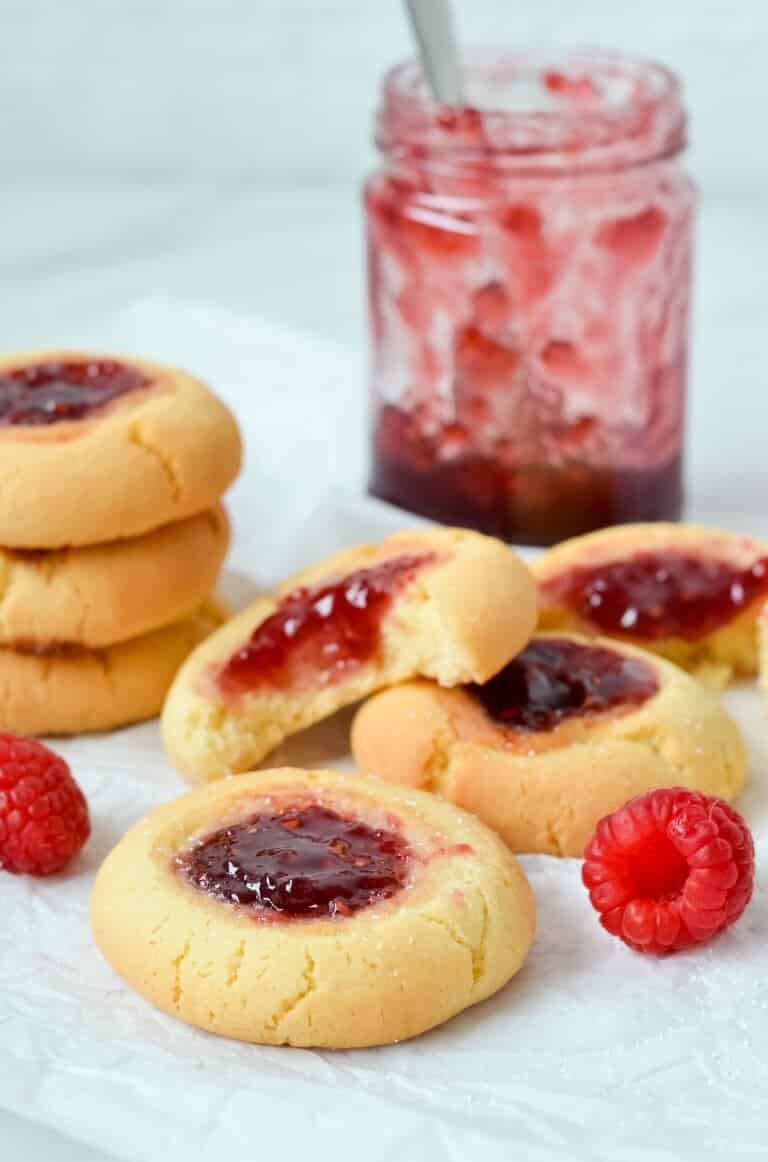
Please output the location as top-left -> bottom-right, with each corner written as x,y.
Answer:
365,49 -> 695,545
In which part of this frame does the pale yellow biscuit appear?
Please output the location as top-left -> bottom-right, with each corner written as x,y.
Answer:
0,506 -> 229,648
351,632 -> 746,857
91,767 -> 535,1048
533,523 -> 768,686
161,527 -> 538,783
758,604 -> 768,701
0,350 -> 242,547
0,602 -> 223,735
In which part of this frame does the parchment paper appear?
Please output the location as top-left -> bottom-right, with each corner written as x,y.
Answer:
1,301 -> 765,1162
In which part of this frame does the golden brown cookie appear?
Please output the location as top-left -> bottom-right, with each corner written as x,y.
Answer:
351,632 -> 746,857
0,351 -> 242,547
161,527 -> 538,783
0,602 -> 223,735
534,523 -> 768,686
0,506 -> 229,648
91,767 -> 535,1048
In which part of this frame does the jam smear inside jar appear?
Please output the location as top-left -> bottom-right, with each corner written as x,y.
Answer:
545,550 -> 768,641
366,49 -> 695,544
177,803 -> 412,919
0,359 -> 150,426
470,636 -> 658,730
217,552 -> 434,695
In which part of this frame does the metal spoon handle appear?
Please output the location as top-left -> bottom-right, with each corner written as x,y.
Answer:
405,0 -> 464,105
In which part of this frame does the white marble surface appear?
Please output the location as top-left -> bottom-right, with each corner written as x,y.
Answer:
0,188 -> 766,1161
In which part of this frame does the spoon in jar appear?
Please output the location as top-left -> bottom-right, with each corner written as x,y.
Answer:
404,0 -> 464,105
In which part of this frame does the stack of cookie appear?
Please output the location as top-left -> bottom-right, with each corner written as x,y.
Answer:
0,349 -> 242,734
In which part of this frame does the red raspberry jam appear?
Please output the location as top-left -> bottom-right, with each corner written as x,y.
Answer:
177,804 -> 411,919
217,552 -> 434,695
470,637 -> 658,730
0,359 -> 149,426
366,49 -> 694,544
372,404 -> 682,542
544,550 -> 768,640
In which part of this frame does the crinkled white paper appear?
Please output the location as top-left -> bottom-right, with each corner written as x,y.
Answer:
0,302 -> 766,1162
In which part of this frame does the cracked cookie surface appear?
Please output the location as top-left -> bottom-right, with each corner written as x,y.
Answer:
90,768 -> 535,1048
0,350 -> 241,547
0,601 -> 223,734
351,632 -> 747,857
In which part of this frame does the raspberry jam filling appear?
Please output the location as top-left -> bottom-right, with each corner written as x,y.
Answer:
544,549 -> 768,640
371,406 -> 683,546
217,552 -> 435,695
177,803 -> 411,919
470,637 -> 658,731
0,359 -> 149,426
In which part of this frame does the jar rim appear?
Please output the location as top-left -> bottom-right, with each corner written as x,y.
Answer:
375,46 -> 687,175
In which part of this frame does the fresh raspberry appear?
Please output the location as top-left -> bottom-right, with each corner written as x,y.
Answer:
582,788 -> 754,955
0,733 -> 90,875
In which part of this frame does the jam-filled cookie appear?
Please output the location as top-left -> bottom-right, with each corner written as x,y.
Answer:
0,351 -> 242,547
351,632 -> 746,857
91,767 -> 534,1048
161,528 -> 537,783
0,602 -> 223,735
534,523 -> 768,686
0,506 -> 228,648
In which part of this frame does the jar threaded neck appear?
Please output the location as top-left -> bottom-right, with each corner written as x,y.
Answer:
376,48 -> 686,176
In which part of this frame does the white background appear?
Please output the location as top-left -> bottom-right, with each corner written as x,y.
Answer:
0,3 -> 766,1159
0,0 -> 765,194
0,0 -> 765,345
0,1 -> 765,513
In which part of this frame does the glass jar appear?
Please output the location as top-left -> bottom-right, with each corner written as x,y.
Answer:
365,48 -> 696,545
